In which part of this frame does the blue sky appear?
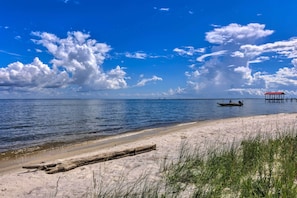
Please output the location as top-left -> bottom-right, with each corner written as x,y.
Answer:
1,0 -> 297,99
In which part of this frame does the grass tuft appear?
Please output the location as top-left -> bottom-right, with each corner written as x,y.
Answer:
165,131 -> 297,197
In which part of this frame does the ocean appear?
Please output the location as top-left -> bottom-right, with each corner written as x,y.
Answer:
1,98 -> 297,153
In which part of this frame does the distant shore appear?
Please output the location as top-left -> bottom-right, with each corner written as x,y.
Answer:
1,113 -> 297,197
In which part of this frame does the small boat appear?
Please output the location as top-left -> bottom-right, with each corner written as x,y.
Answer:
217,101 -> 243,106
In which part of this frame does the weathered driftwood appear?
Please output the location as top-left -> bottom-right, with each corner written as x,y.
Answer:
23,144 -> 156,174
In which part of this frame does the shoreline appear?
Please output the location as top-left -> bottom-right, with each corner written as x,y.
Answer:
0,119 -> 206,158
0,119 -> 214,173
0,112 -> 283,159
1,113 -> 297,197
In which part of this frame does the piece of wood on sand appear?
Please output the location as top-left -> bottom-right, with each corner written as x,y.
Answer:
23,144 -> 157,174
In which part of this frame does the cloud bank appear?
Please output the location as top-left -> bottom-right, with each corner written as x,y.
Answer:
178,23 -> 297,97
2,23 -> 297,98
0,31 -> 128,93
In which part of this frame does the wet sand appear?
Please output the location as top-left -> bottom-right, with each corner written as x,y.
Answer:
0,113 -> 296,197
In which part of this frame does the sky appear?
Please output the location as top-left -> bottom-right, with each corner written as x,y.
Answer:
1,0 -> 297,99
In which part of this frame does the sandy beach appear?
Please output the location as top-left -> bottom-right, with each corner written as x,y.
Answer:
1,113 -> 297,197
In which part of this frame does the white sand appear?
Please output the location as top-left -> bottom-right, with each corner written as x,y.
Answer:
1,113 -> 297,197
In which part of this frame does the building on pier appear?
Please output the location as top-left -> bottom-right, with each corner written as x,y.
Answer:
264,91 -> 285,101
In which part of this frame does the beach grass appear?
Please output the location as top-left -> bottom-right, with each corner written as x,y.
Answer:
164,131 -> 297,197
92,129 -> 297,197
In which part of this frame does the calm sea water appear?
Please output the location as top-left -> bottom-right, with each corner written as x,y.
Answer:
1,99 -> 297,153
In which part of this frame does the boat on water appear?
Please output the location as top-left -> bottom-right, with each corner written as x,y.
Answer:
217,101 -> 243,106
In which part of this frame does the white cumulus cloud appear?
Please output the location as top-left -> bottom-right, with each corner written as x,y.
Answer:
173,46 -> 205,56
240,38 -> 297,58
136,75 -> 163,87
0,57 -> 69,88
0,31 -> 128,92
159,8 -> 170,11
196,50 -> 228,62
206,23 -> 274,44
125,52 -> 147,59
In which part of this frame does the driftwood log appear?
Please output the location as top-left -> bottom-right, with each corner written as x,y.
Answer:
23,144 -> 156,174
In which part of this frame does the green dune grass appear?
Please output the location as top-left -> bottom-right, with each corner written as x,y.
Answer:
88,129 -> 297,197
